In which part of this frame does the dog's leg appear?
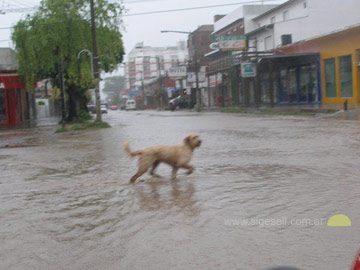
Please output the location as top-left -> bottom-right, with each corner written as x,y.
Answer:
171,166 -> 178,180
180,164 -> 194,175
150,160 -> 161,177
129,167 -> 148,183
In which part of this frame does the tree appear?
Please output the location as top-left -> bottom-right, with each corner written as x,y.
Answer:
12,0 -> 124,121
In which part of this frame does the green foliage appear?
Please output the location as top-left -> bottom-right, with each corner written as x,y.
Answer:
194,104 -> 202,112
12,0 -> 125,97
37,101 -> 46,105
72,109 -> 93,123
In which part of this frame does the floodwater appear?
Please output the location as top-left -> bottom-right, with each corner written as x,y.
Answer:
1,110 -> 359,270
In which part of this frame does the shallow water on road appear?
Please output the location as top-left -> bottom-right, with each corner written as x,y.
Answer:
1,111 -> 359,270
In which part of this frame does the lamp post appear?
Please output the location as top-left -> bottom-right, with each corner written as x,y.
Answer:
161,30 -> 201,107
77,49 -> 94,79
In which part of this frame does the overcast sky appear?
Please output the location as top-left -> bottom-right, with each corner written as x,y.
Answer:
0,0 -> 286,76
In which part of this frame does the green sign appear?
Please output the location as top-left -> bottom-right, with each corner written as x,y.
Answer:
241,62 -> 256,78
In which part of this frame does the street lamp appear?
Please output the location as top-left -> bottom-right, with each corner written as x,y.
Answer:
77,49 -> 94,79
160,30 -> 201,106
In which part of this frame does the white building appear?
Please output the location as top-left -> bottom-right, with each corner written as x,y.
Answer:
248,0 -> 360,51
125,41 -> 188,91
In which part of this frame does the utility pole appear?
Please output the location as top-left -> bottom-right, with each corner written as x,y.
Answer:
58,58 -> 66,128
90,0 -> 102,122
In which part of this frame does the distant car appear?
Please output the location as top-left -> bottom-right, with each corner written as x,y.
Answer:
120,104 -> 126,110
125,100 -> 136,111
169,96 -> 192,111
101,104 -> 108,114
87,104 -> 96,114
110,105 -> 119,110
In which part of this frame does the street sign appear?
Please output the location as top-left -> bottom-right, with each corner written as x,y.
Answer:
168,66 -> 187,77
241,62 -> 257,78
219,36 -> 247,51
209,42 -> 220,50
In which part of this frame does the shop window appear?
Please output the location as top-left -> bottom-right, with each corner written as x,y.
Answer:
0,90 -> 6,124
324,58 -> 336,98
287,67 -> 297,103
339,55 -> 353,97
299,64 -> 318,102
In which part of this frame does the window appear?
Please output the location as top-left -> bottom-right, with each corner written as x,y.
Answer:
324,58 -> 336,98
283,10 -> 289,21
270,16 -> 276,24
264,36 -> 273,51
299,64 -> 318,102
339,55 -> 353,97
304,1 -> 307,8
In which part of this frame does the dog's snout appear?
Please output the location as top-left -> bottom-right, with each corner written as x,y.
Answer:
198,140 -> 202,146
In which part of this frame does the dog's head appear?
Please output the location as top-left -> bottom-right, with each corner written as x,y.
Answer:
184,133 -> 202,149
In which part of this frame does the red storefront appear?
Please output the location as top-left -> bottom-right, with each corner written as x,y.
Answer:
0,74 -> 27,128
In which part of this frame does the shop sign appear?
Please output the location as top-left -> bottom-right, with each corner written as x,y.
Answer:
219,36 -> 247,51
169,66 -> 187,77
241,62 -> 257,78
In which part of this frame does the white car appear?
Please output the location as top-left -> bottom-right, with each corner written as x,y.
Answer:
125,100 -> 136,111
101,105 -> 108,114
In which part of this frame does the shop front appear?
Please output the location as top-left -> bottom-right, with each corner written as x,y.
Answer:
0,75 -> 26,128
259,53 -> 321,105
319,26 -> 360,107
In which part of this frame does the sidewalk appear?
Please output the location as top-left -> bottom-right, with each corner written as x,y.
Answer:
200,104 -> 360,118
0,117 -> 60,148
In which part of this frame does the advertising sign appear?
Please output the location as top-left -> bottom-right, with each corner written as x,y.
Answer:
168,66 -> 187,77
241,62 -> 257,78
219,36 -> 247,51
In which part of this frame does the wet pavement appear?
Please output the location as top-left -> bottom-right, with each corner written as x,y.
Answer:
1,110 -> 359,270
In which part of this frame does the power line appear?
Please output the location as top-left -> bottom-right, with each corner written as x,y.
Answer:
0,0 -> 280,30
120,0 -> 279,16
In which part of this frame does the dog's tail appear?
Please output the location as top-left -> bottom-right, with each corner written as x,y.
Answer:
123,142 -> 142,158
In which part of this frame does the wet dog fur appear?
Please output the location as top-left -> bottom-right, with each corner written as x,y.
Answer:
123,133 -> 201,183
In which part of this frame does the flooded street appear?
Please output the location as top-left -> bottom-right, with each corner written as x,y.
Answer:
1,110 -> 359,270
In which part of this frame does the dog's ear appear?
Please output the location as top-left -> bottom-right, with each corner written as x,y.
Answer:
183,135 -> 191,145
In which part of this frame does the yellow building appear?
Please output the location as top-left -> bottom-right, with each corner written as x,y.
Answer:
319,25 -> 360,107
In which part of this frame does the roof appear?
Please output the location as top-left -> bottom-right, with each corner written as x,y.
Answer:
194,25 -> 214,33
253,0 -> 299,20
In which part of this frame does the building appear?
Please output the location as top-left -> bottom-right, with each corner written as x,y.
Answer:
186,25 -> 214,106
124,41 -> 188,106
206,5 -> 276,107
249,0 -> 360,52
206,0 -> 360,107
0,48 -> 30,128
273,25 -> 360,107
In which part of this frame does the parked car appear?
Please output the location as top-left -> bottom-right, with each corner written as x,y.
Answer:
101,104 -> 108,114
125,99 -> 136,111
110,105 -> 119,110
87,104 -> 96,114
168,96 -> 193,111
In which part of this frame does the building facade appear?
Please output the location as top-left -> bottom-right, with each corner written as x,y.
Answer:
206,0 -> 360,107
0,48 -> 30,128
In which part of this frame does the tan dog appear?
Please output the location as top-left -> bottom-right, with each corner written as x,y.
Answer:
124,133 -> 201,183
